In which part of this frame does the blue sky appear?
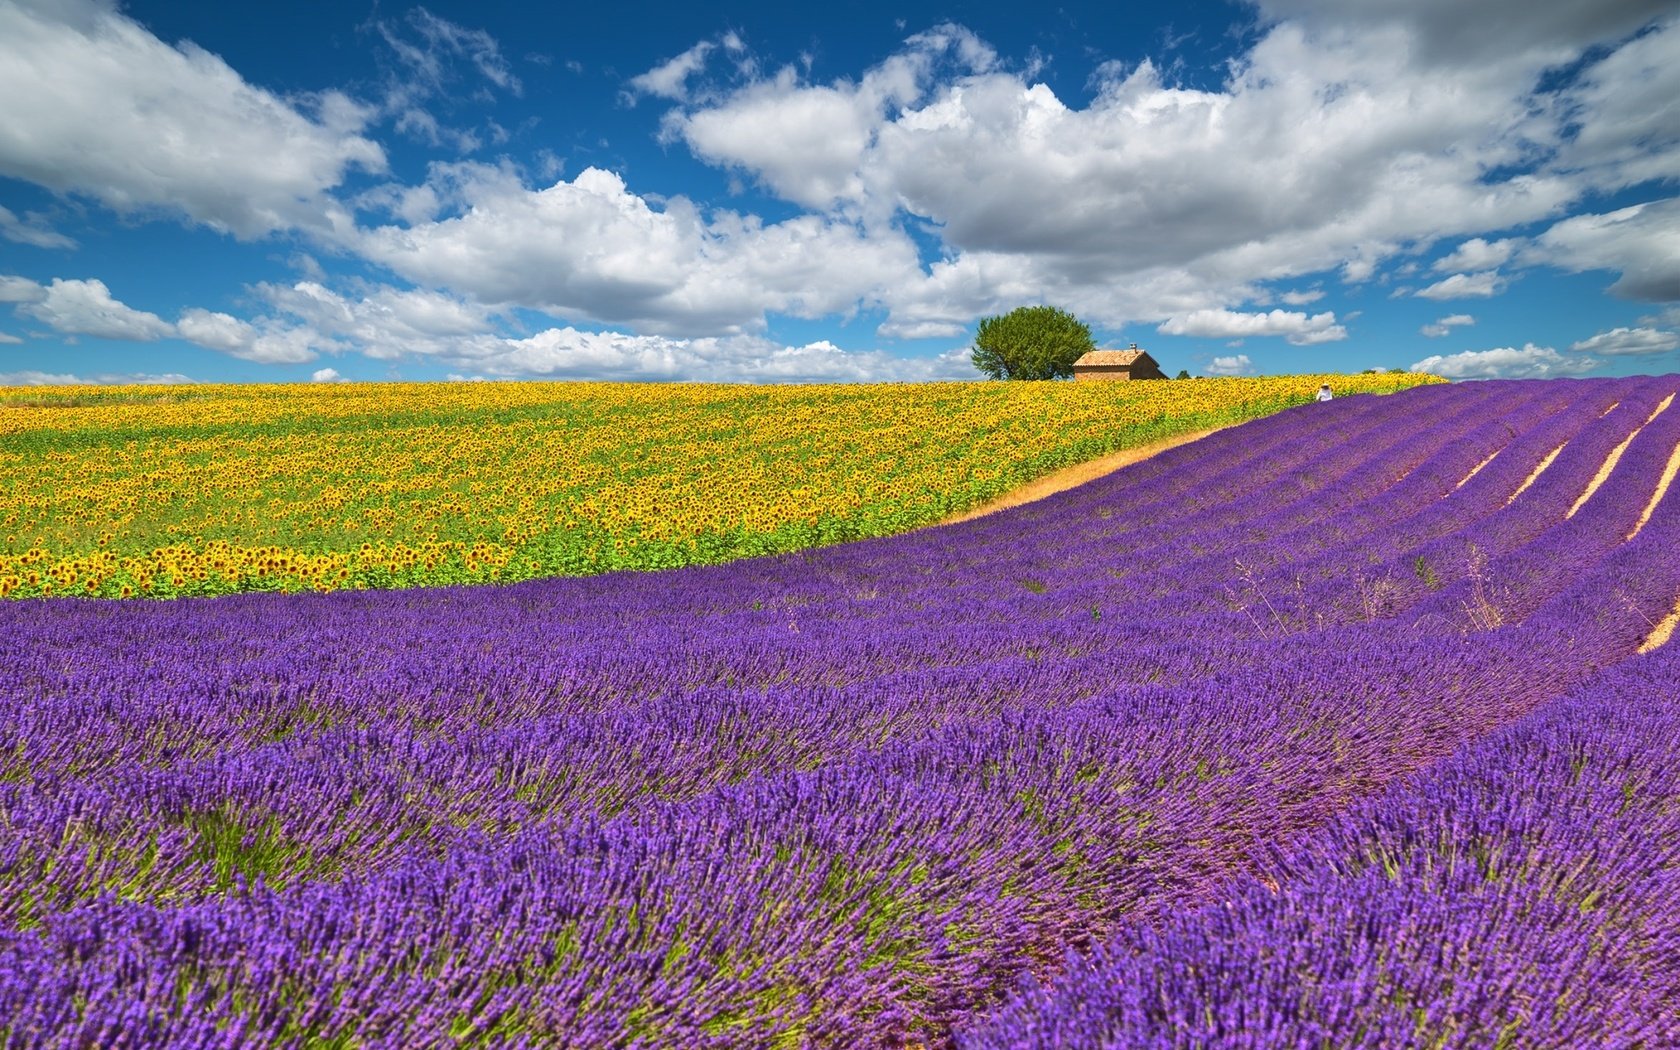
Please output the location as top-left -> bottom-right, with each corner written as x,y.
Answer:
1,0 -> 1676,385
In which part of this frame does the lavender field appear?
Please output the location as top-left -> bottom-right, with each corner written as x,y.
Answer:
4,375 -> 1680,1048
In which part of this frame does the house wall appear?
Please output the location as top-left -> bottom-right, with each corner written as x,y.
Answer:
1074,366 -> 1134,382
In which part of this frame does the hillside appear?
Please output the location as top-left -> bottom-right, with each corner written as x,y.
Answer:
0,373 -> 1432,598
3,374 -> 1678,1046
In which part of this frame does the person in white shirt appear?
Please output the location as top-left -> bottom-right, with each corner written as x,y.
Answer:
1316,383 -> 1333,402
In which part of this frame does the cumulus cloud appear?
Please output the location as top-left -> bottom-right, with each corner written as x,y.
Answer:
1551,15 -> 1680,191
1433,238 -> 1518,273
6,2 -> 1675,371
663,25 -> 997,211
17,278 -> 174,341
0,275 -> 47,303
241,280 -> 502,363
175,307 -> 325,364
1253,0 -> 1670,68
4,273 -> 332,363
1568,326 -> 1680,355
1531,197 -> 1680,301
1205,354 -> 1254,376
311,367 -> 348,383
1415,271 -> 1508,300
652,10 -> 1615,337
865,29 -> 1572,277
0,0 -> 384,237
1410,343 -> 1600,379
1158,308 -> 1347,345
195,274 -> 975,381
1420,313 -> 1475,338
356,166 -> 921,334
601,5 -> 1679,341
477,328 -> 973,383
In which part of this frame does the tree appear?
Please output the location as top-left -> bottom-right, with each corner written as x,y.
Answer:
1174,369 -> 1191,380
970,305 -> 1094,381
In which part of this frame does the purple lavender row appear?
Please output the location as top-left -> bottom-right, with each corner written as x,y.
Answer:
3,379 -> 1675,914
750,381 -> 1540,620
992,375 -> 1673,634
959,639 -> 1680,1048
1,381 -> 1666,868
0,382 -> 1528,785
800,378 -> 1619,606
1100,378 -> 1680,638
0,613 -> 1657,1047
3,378 -> 1678,1045
1024,399 -> 1593,632
739,378 -> 1651,644
0,383 -> 1646,817
4,462 -> 1678,1046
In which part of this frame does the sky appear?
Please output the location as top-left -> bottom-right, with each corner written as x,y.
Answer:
0,0 -> 1677,386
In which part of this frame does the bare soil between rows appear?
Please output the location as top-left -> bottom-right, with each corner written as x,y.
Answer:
932,426 -> 1228,527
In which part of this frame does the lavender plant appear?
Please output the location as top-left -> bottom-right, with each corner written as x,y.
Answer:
2,375 -> 1678,1047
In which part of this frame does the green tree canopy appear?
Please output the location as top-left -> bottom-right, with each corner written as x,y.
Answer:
970,305 -> 1095,381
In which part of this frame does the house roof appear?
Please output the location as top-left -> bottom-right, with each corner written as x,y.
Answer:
1074,349 -> 1154,367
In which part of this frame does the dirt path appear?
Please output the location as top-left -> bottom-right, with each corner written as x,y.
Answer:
1569,393 -> 1674,519
932,426 -> 1228,527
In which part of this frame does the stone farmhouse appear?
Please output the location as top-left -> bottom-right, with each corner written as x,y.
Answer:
1071,345 -> 1167,382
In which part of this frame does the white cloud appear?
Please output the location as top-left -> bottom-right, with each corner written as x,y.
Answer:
628,41 -> 716,102
0,369 -> 193,386
1568,326 -> 1680,355
175,307 -> 324,364
311,367 -> 348,383
0,204 -> 74,249
7,2 -> 1669,367
675,67 -> 898,209
610,7 -> 1680,341
172,308 -> 254,353
0,0 -> 384,238
0,275 -> 47,303
655,12 -> 1604,337
1530,197 -> 1680,301
0,332 -> 22,344
863,29 -> 1576,287
1158,308 -> 1346,345
0,370 -> 84,386
356,166 -> 921,334
1410,343 -> 1600,379
1206,353 -> 1254,375
254,280 -> 496,360
1433,237 -> 1518,273
226,279 -> 972,380
1415,271 -> 1507,300
476,328 -> 973,383
18,278 -> 174,341
664,25 -> 997,211
1254,0 -> 1670,68
1551,16 -> 1680,191
1420,313 -> 1475,337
